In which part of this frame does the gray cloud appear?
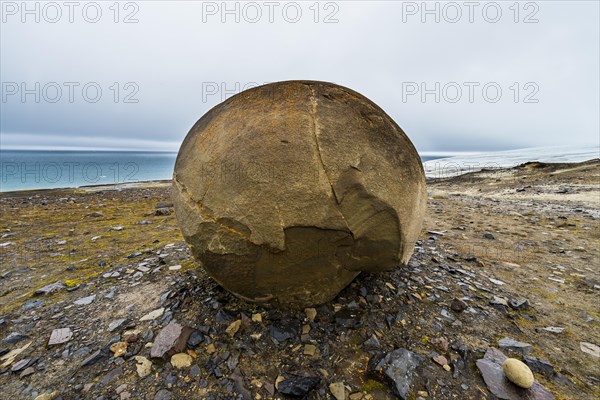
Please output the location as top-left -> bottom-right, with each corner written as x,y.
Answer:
1,1 -> 598,152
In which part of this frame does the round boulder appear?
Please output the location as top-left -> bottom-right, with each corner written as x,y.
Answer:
173,80 -> 426,307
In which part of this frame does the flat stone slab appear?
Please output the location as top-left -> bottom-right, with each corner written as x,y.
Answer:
150,322 -> 193,359
140,308 -> 165,321
48,328 -> 73,345
476,347 -> 555,400
107,319 -> 127,332
498,337 -> 533,355
368,348 -> 424,399
74,295 -> 96,305
34,281 -> 66,296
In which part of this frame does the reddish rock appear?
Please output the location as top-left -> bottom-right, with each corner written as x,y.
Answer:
431,337 -> 449,352
432,355 -> 448,366
150,323 -> 193,359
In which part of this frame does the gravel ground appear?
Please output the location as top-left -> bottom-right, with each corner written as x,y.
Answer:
0,160 -> 598,400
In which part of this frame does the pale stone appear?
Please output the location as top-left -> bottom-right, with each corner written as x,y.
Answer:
543,326 -> 564,334
0,341 -> 32,368
251,313 -> 262,323
305,308 -> 317,322
502,358 -> 534,389
110,342 -> 128,358
171,353 -> 193,369
74,295 -> 96,305
33,392 -> 59,400
304,344 -> 317,356
134,356 -> 152,378
226,320 -> 241,337
580,342 -> 600,357
329,382 -> 346,400
140,308 -> 164,321
430,190 -> 448,199
48,328 -> 72,345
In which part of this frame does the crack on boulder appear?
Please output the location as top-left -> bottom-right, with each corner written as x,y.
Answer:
173,174 -> 252,241
309,86 -> 339,204
308,84 -> 402,273
308,86 -> 354,240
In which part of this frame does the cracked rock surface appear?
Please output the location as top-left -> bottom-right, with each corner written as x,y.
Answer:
173,80 -> 427,307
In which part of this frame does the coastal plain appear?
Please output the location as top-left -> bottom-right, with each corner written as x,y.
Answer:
0,160 -> 598,399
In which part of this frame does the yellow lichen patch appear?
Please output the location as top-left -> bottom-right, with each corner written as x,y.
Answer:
359,379 -> 385,392
65,279 -> 81,287
0,186 -> 184,314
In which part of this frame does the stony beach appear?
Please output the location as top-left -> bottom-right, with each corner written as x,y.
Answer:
0,159 -> 598,400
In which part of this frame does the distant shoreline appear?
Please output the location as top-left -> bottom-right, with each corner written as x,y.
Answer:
0,149 -> 179,153
0,179 -> 173,196
2,158 -> 598,196
1,145 -> 597,193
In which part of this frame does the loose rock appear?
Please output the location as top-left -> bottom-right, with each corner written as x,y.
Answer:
11,358 -> 31,372
170,353 -> 192,369
579,342 -> 600,357
508,299 -> 530,310
523,356 -> 555,376
542,327 -> 564,334
110,342 -> 128,358
498,337 -> 533,355
150,323 -> 192,359
33,392 -> 59,400
34,282 -> 66,296
134,356 -> 152,378
450,298 -> 468,312
226,320 -> 241,337
154,389 -> 172,400
74,294 -> 96,305
3,332 -> 28,344
329,382 -> 346,400
251,313 -> 262,323
305,308 -> 317,322
368,348 -> 423,399
503,358 -> 535,389
108,319 -> 127,332
81,350 -> 104,367
432,354 -> 448,366
48,328 -> 72,346
277,376 -> 320,397
140,308 -> 165,321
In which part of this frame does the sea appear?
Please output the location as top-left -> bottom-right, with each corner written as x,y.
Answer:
0,146 -> 598,192
0,150 -> 177,192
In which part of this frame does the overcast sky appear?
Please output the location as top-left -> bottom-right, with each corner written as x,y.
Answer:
1,1 -> 598,152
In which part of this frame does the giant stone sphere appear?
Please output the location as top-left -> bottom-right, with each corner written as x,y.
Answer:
173,81 -> 426,307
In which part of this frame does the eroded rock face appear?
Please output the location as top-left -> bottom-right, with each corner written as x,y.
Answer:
173,80 -> 426,307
